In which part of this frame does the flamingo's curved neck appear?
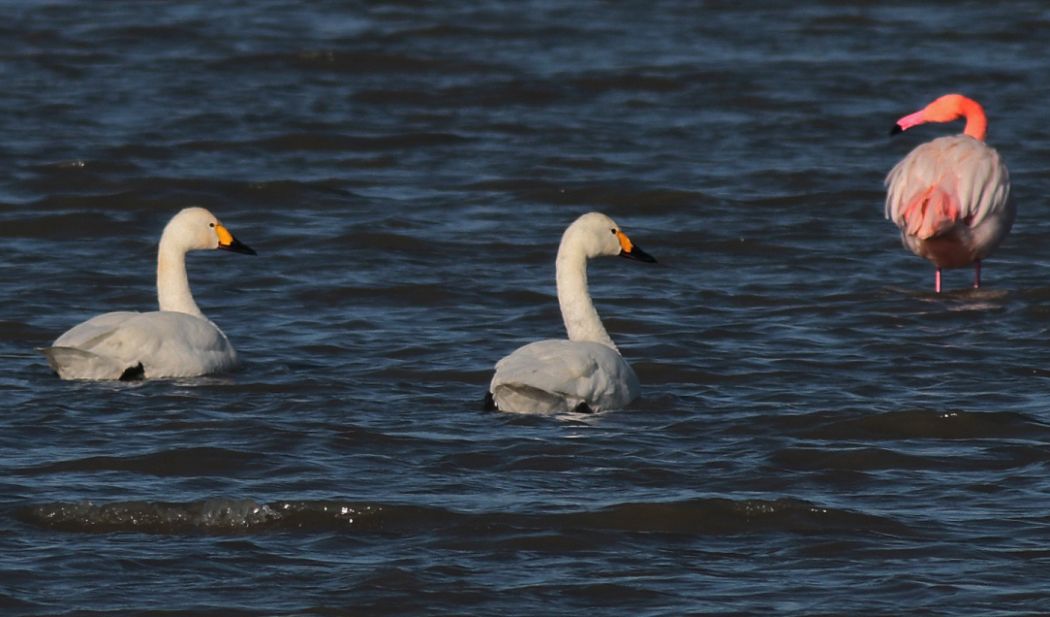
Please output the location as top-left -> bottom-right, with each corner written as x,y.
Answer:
958,98 -> 988,141
556,239 -> 617,352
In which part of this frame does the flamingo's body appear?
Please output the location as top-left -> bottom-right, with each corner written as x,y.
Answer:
885,94 -> 1013,292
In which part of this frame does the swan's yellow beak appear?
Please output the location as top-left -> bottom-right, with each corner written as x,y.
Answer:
215,224 -> 257,255
617,230 -> 656,263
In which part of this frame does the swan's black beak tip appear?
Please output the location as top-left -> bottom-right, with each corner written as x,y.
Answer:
620,245 -> 656,263
220,237 -> 257,256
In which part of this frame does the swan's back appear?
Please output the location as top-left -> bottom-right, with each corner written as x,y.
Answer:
52,311 -> 142,348
42,310 -> 238,380
490,339 -> 639,414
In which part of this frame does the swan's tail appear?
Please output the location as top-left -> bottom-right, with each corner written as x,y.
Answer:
490,384 -> 582,414
39,346 -> 142,381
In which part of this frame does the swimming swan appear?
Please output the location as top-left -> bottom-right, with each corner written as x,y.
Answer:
41,207 -> 256,380
486,212 -> 656,414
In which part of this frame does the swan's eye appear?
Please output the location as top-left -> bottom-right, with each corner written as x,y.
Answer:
209,223 -> 215,228
610,228 -> 617,235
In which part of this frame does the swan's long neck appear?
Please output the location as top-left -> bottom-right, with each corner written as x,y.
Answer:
156,237 -> 203,317
556,239 -> 618,352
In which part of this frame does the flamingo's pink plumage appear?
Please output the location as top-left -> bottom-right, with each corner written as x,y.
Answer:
885,94 -> 1013,293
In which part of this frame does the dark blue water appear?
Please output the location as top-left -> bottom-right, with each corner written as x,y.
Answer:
4,1 -> 1050,615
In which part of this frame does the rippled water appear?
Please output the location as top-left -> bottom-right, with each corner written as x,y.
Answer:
4,1 -> 1050,615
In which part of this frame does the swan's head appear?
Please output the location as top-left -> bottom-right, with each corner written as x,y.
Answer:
563,212 -> 656,263
162,207 -> 256,255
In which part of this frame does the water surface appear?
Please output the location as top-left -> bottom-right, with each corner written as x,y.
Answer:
3,1 -> 1050,615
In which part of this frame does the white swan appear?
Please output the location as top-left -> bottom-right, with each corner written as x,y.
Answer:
41,207 -> 256,380
486,212 -> 656,414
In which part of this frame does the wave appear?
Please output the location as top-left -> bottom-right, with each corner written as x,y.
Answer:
212,49 -> 501,75
787,409 -> 1050,441
18,496 -> 909,537
19,446 -> 260,477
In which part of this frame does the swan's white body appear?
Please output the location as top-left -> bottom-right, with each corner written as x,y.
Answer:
488,212 -> 655,414
41,207 -> 256,380
491,339 -> 640,414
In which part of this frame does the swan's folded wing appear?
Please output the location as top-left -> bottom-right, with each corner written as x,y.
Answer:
43,311 -> 143,379
41,346 -> 132,380
491,339 -> 638,413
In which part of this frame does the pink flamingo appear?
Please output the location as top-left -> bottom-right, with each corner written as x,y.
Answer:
885,94 -> 1014,293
